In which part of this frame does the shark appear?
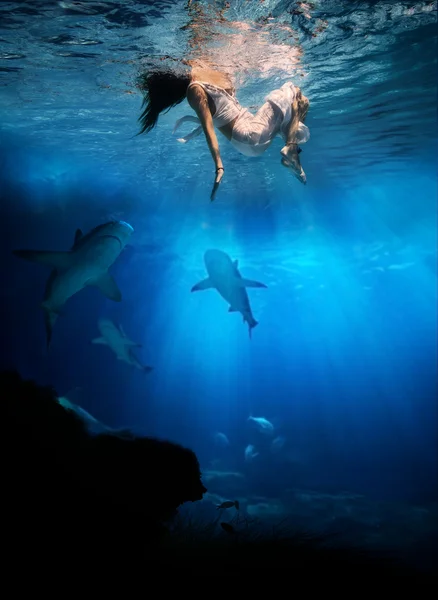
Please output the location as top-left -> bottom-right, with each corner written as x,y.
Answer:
56,388 -> 133,437
92,317 -> 153,373
191,249 -> 267,337
13,220 -> 134,348
57,395 -> 114,435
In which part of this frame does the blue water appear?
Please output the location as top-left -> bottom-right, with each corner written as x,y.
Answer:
0,0 -> 437,551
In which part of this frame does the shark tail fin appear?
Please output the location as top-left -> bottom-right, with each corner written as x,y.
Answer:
247,316 -> 258,339
43,307 -> 58,350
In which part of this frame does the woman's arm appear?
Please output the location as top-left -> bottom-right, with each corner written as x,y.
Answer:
187,83 -> 224,201
187,84 -> 223,169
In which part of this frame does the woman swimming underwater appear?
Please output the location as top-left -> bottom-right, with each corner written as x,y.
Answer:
137,62 -> 310,201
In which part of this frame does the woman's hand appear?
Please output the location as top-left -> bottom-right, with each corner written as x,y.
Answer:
210,167 -> 224,201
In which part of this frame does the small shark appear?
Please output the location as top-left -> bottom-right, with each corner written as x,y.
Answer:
92,317 -> 153,373
191,249 -> 267,337
57,395 -> 113,435
57,392 -> 133,437
13,220 -> 134,348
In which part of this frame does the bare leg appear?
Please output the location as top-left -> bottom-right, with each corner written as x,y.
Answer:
285,95 -> 301,144
300,94 -> 310,121
280,90 -> 310,185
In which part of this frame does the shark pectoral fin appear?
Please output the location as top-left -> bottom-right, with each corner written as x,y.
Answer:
228,306 -> 238,312
13,250 -> 72,270
90,273 -> 122,301
124,340 -> 142,347
92,337 -> 107,345
237,278 -> 267,289
191,277 -> 213,292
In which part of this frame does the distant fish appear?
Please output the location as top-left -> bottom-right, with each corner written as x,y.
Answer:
92,318 -> 153,373
202,470 -> 244,482
244,444 -> 259,462
271,436 -> 286,452
216,500 -> 239,510
248,416 -> 275,435
214,432 -> 230,447
13,220 -> 133,348
387,262 -> 415,270
220,522 -> 236,534
191,249 -> 267,338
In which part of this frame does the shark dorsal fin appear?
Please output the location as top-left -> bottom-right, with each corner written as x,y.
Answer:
74,229 -> 83,245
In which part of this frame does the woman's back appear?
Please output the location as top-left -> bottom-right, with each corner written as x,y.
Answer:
191,66 -> 234,95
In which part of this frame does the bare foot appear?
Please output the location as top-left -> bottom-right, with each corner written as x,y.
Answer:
280,144 -> 306,184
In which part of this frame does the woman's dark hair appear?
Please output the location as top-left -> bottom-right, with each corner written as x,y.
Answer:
137,70 -> 191,135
